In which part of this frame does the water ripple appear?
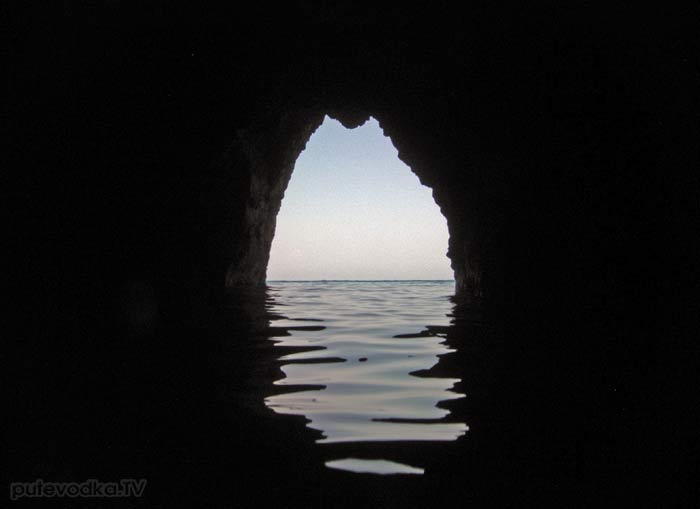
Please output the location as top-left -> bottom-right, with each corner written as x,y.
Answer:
263,281 -> 468,473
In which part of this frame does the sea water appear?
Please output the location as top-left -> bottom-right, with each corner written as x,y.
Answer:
261,280 -> 468,474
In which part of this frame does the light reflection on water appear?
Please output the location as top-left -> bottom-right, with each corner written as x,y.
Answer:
262,281 -> 468,473
325,458 -> 425,475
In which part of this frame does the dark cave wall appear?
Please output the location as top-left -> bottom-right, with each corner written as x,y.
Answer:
222,109 -> 325,288
9,3 -> 693,329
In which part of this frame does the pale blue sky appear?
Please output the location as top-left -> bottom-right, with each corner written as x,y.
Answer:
267,116 -> 453,281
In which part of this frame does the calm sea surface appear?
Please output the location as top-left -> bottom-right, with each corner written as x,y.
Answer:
261,280 -> 467,475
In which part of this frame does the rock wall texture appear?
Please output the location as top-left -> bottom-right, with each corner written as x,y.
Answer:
222,109 -> 325,288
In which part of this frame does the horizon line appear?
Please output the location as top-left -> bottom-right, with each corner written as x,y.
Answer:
266,279 -> 455,282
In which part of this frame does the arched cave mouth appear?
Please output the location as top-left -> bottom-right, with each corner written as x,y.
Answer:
266,115 -> 453,282
223,109 -> 473,296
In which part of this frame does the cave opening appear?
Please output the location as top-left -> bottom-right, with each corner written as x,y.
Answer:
260,115 -> 465,473
266,115 -> 453,283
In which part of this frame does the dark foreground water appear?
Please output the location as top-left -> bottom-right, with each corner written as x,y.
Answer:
10,279 -> 660,506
